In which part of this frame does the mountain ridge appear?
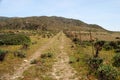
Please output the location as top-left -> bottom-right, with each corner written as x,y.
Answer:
0,16 -> 109,32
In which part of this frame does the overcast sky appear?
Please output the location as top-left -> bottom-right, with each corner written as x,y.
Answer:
0,0 -> 120,31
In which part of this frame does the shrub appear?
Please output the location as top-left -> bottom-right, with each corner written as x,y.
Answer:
32,41 -> 37,45
114,49 -> 120,53
22,43 -> 30,49
112,53 -> 120,67
95,41 -> 105,47
0,50 -> 8,61
41,52 -> 53,58
69,56 -> 76,64
47,52 -> 53,58
103,42 -> 112,51
72,38 -> 79,44
88,57 -> 103,70
104,45 -> 112,51
14,50 -> 26,58
83,41 -> 91,46
30,59 -> 37,64
0,34 -> 31,45
115,37 -> 120,39
41,54 -> 47,58
117,41 -> 120,45
109,41 -> 118,49
97,65 -> 118,80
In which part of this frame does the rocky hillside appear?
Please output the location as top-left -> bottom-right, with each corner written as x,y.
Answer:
0,16 -> 107,32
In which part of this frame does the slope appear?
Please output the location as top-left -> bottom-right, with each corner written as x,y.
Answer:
0,16 -> 107,32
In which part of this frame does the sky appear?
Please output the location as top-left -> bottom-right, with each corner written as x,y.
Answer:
0,0 -> 120,31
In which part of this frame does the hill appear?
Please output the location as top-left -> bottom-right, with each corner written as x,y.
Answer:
0,16 -> 107,32
0,17 -> 9,21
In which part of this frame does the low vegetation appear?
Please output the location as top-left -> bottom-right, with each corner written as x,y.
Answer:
41,52 -> 53,59
112,53 -> 120,67
0,16 -> 120,80
0,49 -> 8,61
21,49 -> 56,80
97,65 -> 118,80
0,30 -> 52,77
0,34 -> 31,45
65,31 -> 120,80
88,57 -> 103,70
14,50 -> 26,58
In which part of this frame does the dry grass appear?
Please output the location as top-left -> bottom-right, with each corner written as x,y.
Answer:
67,42 -> 120,80
64,33 -> 120,80
0,34 -> 50,77
20,33 -> 61,80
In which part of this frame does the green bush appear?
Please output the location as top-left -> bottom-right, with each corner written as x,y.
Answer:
114,49 -> 120,53
0,49 -> 8,61
88,57 -> 103,70
0,34 -> 31,45
30,59 -> 37,64
69,56 -> 76,64
83,41 -> 91,46
95,41 -> 105,47
103,42 -> 112,51
109,41 -> 118,49
47,52 -> 53,58
22,43 -> 30,49
97,65 -> 118,80
112,53 -> 120,67
14,50 -> 26,58
41,52 -> 53,58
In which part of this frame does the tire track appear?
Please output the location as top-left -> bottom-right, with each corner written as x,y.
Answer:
51,32 -> 78,80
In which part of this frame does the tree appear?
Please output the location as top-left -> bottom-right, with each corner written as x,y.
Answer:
94,41 -> 104,57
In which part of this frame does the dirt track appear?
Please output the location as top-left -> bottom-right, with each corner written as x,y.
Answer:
1,32 -> 78,80
51,32 -> 78,80
1,32 -> 61,80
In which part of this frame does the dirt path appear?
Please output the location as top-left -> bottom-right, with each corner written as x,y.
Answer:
51,32 -> 78,80
1,32 -> 61,80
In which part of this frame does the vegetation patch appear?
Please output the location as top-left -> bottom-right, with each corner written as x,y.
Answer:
103,42 -> 112,51
97,65 -> 118,80
41,52 -> 53,59
69,56 -> 77,64
0,49 -> 8,61
21,51 -> 55,80
112,53 -> 120,67
88,57 -> 103,70
30,59 -> 38,64
0,34 -> 31,45
14,50 -> 26,58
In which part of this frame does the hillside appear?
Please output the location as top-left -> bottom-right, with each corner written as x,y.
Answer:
0,16 -> 107,32
0,17 -> 9,21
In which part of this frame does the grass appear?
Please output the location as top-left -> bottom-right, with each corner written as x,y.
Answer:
64,35 -> 118,79
68,46 -> 93,79
0,32 -> 50,77
21,55 -> 55,80
0,31 -> 120,80
18,33 -> 61,80
62,36 -> 91,79
67,39 -> 120,80
100,49 -> 115,64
